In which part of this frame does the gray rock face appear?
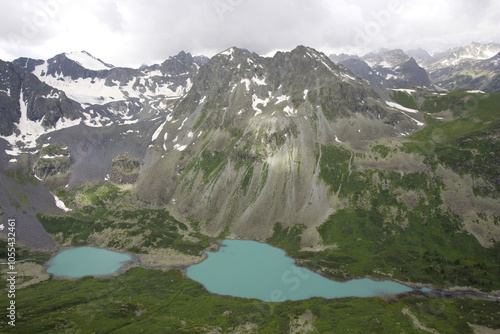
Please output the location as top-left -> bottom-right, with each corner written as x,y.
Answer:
32,143 -> 73,189
109,152 -> 141,184
406,48 -> 432,65
398,58 -> 434,88
0,61 -> 22,136
338,58 -> 384,86
0,60 -> 82,136
12,57 -> 44,73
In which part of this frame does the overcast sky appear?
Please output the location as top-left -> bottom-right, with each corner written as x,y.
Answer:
1,0 -> 499,67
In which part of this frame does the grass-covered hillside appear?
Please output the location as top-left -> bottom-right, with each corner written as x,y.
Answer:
1,267 -> 499,333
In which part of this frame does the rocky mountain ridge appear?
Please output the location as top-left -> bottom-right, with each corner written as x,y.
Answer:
134,45 -> 424,237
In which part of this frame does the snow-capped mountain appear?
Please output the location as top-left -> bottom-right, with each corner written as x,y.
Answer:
424,42 -> 500,92
0,59 -> 83,154
14,51 -> 206,106
331,49 -> 433,89
1,43 -> 497,250
329,42 -> 500,92
1,51 -> 207,160
65,51 -> 114,71
430,51 -> 500,93
428,42 -> 500,70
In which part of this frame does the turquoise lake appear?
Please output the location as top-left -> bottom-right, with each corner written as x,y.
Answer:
186,239 -> 415,302
46,247 -> 133,278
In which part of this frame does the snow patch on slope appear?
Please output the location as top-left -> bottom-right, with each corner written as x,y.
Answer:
385,101 -> 423,126
252,94 -> 270,116
386,101 -> 419,114
283,106 -> 297,116
65,51 -> 112,71
52,193 -> 72,212
251,76 -> 266,86
275,95 -> 290,104
1,92 -> 80,155
241,79 -> 251,92
391,88 -> 417,94
32,62 -> 190,105
174,144 -> 187,151
151,120 -> 167,141
341,73 -> 356,81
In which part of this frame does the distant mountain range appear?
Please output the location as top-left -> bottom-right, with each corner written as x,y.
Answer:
330,41 -> 500,93
332,49 -> 434,89
1,42 -> 498,170
1,41 -> 497,161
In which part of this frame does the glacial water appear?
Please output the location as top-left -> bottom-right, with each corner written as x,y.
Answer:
186,239 -> 414,302
46,246 -> 133,278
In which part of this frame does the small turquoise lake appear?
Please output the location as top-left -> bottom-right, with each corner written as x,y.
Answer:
187,239 -> 415,302
46,247 -> 133,278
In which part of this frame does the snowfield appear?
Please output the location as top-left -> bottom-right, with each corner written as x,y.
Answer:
65,51 -> 113,71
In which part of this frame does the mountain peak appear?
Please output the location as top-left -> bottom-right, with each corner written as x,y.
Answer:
289,45 -> 328,58
362,48 -> 390,59
64,51 -> 114,71
406,48 -> 432,63
216,47 -> 253,60
329,53 -> 361,63
466,41 -> 481,47
363,48 -> 409,69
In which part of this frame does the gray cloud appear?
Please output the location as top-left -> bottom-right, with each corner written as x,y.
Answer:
0,0 -> 499,66
92,0 -> 124,32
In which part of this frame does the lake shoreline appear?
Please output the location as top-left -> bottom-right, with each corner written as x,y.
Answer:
44,245 -> 137,280
187,239 -> 500,302
39,241 -> 500,301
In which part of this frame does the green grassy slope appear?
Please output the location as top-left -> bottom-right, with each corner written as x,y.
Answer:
1,267 -> 499,333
